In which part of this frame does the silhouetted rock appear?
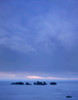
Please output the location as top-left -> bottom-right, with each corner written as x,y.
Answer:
34,82 -> 37,85
11,82 -> 24,85
34,81 -> 47,85
43,81 -> 47,85
25,82 -> 31,85
50,82 -> 57,85
66,96 -> 72,98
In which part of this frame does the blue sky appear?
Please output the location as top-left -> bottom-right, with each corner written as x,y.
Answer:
0,0 -> 78,79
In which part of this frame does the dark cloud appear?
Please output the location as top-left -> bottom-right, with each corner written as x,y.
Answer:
0,0 -> 78,78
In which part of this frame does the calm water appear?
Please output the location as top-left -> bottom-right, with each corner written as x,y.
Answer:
0,80 -> 78,100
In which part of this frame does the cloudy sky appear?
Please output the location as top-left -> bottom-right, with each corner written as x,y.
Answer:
0,0 -> 78,80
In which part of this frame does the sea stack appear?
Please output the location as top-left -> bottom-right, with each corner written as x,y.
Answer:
34,81 -> 47,85
66,96 -> 72,98
50,82 -> 57,85
25,82 -> 31,85
11,82 -> 24,85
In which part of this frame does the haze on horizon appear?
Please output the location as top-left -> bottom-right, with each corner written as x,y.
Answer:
0,0 -> 78,80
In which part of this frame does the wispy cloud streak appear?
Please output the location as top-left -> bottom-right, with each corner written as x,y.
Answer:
0,72 -> 78,80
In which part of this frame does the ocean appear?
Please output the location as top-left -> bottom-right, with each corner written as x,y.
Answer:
0,80 -> 78,100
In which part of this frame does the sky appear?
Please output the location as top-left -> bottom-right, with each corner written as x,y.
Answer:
0,0 -> 78,80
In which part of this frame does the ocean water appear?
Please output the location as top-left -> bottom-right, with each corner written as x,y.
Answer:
0,80 -> 78,100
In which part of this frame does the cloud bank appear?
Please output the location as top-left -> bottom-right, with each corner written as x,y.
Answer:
0,0 -> 78,79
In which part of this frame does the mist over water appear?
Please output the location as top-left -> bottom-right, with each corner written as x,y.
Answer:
0,80 -> 78,100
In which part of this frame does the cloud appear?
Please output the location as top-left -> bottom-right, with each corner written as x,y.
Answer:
27,76 -> 78,80
0,0 -> 78,54
0,0 -> 78,78
27,76 -> 44,79
0,34 -> 36,53
0,15 -> 77,53
0,72 -> 16,79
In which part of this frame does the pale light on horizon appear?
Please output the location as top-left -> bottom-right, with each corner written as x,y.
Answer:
26,76 -> 78,80
0,72 -> 78,80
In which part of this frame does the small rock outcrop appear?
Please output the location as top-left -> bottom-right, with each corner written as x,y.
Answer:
34,81 -> 47,85
11,82 -> 24,85
43,81 -> 47,85
66,96 -> 72,98
25,82 -> 31,85
50,82 -> 57,85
